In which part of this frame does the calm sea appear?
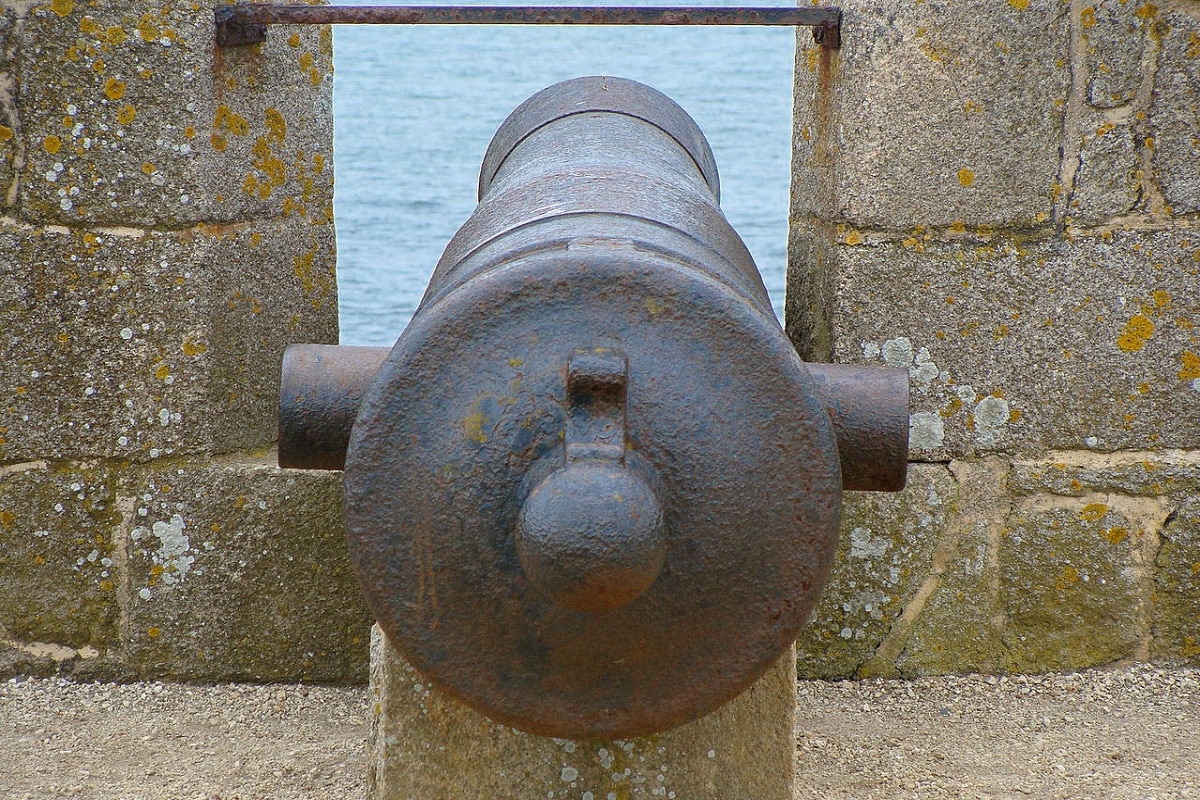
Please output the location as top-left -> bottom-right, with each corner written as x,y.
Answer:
331,1 -> 796,345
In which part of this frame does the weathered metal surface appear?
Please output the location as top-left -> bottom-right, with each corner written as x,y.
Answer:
280,350 -> 908,489
278,344 -> 390,471
807,363 -> 909,492
280,76 -> 906,740
214,4 -> 843,48
343,76 -> 843,740
515,348 -> 669,614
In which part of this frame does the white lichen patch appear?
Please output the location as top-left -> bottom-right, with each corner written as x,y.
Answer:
849,527 -> 890,559
841,589 -> 890,625
881,337 -> 914,368
863,337 -> 1019,451
909,411 -> 945,449
130,513 -> 194,586
972,396 -> 1011,446
877,336 -> 941,389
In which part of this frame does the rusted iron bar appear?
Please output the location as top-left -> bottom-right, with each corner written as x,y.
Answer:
214,5 -> 842,48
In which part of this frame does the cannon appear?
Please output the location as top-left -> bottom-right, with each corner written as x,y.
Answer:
280,76 -> 908,740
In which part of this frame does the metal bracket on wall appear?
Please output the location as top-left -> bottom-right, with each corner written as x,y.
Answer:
214,4 -> 842,49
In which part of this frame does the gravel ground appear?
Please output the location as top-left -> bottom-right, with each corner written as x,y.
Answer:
1,664 -> 1197,799
794,665 -> 1200,800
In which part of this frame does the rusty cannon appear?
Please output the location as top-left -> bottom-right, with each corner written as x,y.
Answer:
279,76 -> 909,741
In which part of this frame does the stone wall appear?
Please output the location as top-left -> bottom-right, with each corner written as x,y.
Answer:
0,0 -> 370,682
3,0 -> 1197,689
790,0 -> 1200,677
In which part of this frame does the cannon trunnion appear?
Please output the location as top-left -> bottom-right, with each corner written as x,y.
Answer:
280,77 -> 909,740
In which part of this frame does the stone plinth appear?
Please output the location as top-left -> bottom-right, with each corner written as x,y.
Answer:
368,625 -> 796,800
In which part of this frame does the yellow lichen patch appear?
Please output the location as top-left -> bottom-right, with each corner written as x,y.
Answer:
183,126 -> 196,139
1185,32 -> 1200,59
463,412 -> 488,443
0,126 -> 13,141
106,25 -> 127,45
1055,565 -> 1081,590
1116,313 -> 1154,352
155,363 -> 170,380
147,626 -> 162,639
103,78 -> 126,101
0,510 -> 14,526
1179,351 -> 1200,381
79,16 -> 101,35
242,174 -> 259,196
50,0 -> 75,17
919,41 -> 952,63
214,105 -> 250,136
248,232 -> 262,248
1152,289 -> 1171,308
292,246 -> 330,308
137,14 -> 161,41
805,48 -> 820,72
939,397 -> 962,417
948,220 -> 966,234
645,297 -> 665,316
957,168 -> 976,188
141,162 -> 156,175
963,100 -> 983,113
211,133 -> 228,152
993,324 -> 1010,340
1104,526 -> 1130,545
843,229 -> 865,245
43,135 -> 63,154
265,108 -> 287,143
508,358 -> 524,368
1135,2 -> 1157,20
313,153 -> 326,173
117,105 -> 136,125
252,139 -> 287,188
1081,6 -> 1096,27
1079,502 -> 1109,522
92,60 -> 106,74
181,337 -> 208,357
299,52 -> 314,71
288,32 -> 302,48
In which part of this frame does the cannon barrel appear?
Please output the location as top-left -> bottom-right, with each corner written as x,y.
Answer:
280,77 -> 908,740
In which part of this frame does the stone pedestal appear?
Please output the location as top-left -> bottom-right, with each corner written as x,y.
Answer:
367,625 -> 797,799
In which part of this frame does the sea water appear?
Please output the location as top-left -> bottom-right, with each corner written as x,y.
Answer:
332,0 -> 797,345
